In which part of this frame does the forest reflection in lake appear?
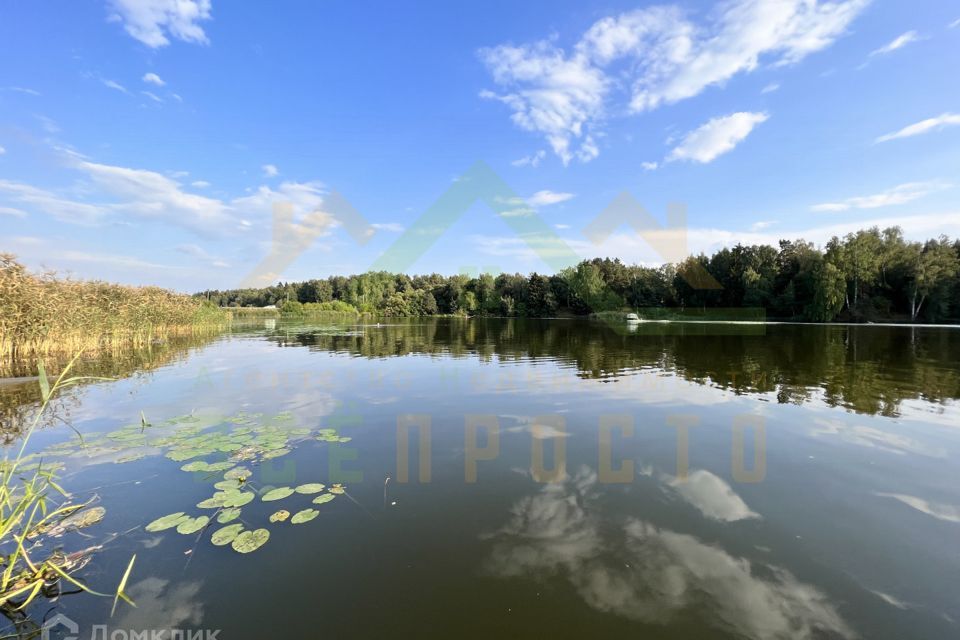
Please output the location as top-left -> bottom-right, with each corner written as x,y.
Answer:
2,318 -> 958,640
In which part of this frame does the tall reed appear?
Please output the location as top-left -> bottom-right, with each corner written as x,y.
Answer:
0,254 -> 229,362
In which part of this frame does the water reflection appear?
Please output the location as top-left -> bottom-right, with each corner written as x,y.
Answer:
0,332 -> 223,439
663,469 -> 760,522
113,578 -> 205,632
484,468 -> 854,639
263,318 -> 960,417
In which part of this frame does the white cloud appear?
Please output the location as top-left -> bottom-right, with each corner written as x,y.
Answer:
950,18 -> 960,29
191,180 -> 210,188
58,250 -> 184,271
811,181 -> 950,211
555,223 -> 571,230
0,206 -> 27,218
262,164 -> 279,177
478,45 -> 606,165
480,0 -> 866,162
0,145 -> 5,155
102,78 -> 130,94
668,112 -> 769,164
869,30 -> 921,56
74,159 -> 233,232
0,180 -> 106,224
875,113 -> 960,142
371,222 -> 404,232
142,72 -> 166,86
5,86 -> 40,96
641,161 -> 659,171
528,190 -> 575,207
512,150 -> 546,167
761,82 -> 780,94
750,220 -> 776,231
107,0 -> 212,48
176,244 -> 229,268
141,90 -> 162,103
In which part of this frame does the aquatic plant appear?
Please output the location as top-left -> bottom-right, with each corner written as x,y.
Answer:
0,356 -> 135,628
24,405 -> 352,557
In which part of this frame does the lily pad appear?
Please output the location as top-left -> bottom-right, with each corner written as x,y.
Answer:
232,528 -> 270,553
261,487 -> 294,502
197,495 -> 226,509
291,509 -> 319,524
294,483 -> 326,494
224,467 -> 252,481
269,510 -> 290,523
211,523 -> 244,546
312,493 -> 336,505
328,484 -> 345,495
145,512 -> 189,532
217,507 -> 241,524
181,460 -> 210,472
176,515 -> 209,535
222,490 -> 256,508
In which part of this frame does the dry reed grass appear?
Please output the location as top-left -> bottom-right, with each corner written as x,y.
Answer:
0,254 -> 228,362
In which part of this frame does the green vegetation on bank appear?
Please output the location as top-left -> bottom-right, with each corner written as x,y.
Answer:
1,255 -> 229,361
196,227 -> 960,323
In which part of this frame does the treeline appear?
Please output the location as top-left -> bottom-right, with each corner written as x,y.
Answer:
195,227 -> 960,323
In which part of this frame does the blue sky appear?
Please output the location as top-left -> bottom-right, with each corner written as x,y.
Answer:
1,0 -> 959,291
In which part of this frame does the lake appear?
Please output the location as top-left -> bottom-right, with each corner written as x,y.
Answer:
4,318 -> 960,639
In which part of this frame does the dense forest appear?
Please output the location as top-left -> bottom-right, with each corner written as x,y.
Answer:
195,227 -> 960,323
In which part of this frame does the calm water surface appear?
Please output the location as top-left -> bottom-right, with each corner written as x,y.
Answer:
4,319 -> 960,639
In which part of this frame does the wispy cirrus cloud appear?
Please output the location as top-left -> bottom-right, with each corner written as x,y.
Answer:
668,112 -> 769,164
262,164 -> 279,177
511,150 -> 546,168
528,190 -> 574,207
102,78 -> 130,94
869,30 -> 922,56
875,113 -> 960,143
811,181 -> 950,211
4,86 -> 40,96
176,243 -> 229,268
494,190 -> 574,218
142,72 -> 165,86
107,0 -> 213,48
479,0 -> 867,163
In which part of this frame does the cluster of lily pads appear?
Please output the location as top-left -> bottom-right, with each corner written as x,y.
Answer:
145,480 -> 345,554
17,409 -> 354,554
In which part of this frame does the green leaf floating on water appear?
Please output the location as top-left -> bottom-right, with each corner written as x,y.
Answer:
269,510 -> 290,523
217,508 -> 241,524
181,460 -> 210,472
145,512 -> 189,532
328,484 -> 345,495
205,461 -> 236,472
261,487 -> 294,502
176,515 -> 209,535
211,523 -> 244,546
232,528 -> 269,553
197,495 -> 226,509
222,490 -> 255,508
291,509 -> 319,524
294,483 -> 326,494
224,467 -> 252,481
312,494 -> 335,505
